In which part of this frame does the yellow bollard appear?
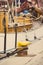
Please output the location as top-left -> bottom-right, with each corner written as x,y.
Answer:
17,41 -> 31,56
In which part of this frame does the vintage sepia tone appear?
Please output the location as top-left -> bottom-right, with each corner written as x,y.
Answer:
0,0 -> 43,65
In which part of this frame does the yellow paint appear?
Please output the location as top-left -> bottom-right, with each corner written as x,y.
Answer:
17,41 -> 31,47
